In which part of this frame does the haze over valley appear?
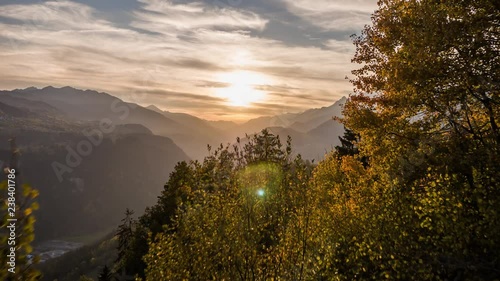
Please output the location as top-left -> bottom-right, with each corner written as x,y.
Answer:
0,86 -> 345,243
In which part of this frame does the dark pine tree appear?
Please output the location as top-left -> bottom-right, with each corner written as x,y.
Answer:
115,208 -> 135,272
98,265 -> 112,281
335,127 -> 368,167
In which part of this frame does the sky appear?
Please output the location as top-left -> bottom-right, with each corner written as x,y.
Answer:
0,0 -> 378,121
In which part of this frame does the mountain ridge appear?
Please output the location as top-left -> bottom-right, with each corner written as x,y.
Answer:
1,86 -> 347,160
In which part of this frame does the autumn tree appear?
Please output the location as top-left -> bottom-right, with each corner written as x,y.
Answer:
347,0 -> 499,182
142,130 -> 325,280
241,128 -> 292,165
340,0 -> 500,279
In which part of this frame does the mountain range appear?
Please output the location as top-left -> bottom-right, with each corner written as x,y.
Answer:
0,86 -> 346,242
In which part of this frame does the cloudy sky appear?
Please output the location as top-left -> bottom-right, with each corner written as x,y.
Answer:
0,0 -> 377,121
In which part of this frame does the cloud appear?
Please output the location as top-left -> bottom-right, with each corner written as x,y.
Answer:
279,0 -> 378,31
132,0 -> 268,33
142,89 -> 226,102
267,92 -> 336,103
0,1 -> 113,31
0,0 -> 359,120
323,39 -> 356,53
196,81 -> 232,88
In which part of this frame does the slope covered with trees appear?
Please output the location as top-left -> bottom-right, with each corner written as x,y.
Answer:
114,0 -> 499,280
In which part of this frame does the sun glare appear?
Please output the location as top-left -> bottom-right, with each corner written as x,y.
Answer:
215,70 -> 269,107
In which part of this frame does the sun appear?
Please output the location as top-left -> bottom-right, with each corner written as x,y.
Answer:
215,70 -> 269,107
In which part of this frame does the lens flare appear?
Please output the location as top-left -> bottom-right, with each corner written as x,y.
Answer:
237,162 -> 282,198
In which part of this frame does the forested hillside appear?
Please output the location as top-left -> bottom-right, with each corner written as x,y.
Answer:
0,107 -> 189,241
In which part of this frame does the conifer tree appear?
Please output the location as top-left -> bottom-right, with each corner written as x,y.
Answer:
97,265 -> 112,281
335,127 -> 368,167
115,208 -> 135,274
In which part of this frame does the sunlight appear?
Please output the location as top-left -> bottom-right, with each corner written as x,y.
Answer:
230,50 -> 252,66
215,70 -> 269,107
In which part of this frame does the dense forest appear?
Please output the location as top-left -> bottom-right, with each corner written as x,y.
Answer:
1,0 -> 499,280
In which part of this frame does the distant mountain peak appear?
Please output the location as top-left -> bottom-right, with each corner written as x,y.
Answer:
147,105 -> 164,114
330,96 -> 347,106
